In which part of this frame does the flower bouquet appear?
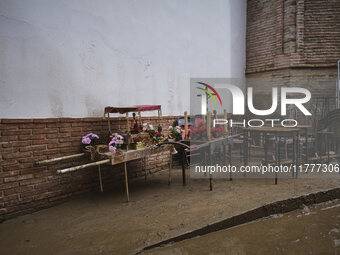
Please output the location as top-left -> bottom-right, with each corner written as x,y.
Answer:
152,131 -> 164,144
168,126 -> 183,141
81,133 -> 103,160
132,136 -> 144,150
108,133 -> 124,153
211,124 -> 228,138
81,133 -> 99,147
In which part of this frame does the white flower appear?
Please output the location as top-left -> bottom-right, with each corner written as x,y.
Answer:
149,125 -> 154,130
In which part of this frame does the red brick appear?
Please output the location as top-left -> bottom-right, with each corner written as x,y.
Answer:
33,139 -> 57,145
59,137 -> 79,143
58,118 -> 79,123
1,119 -> 33,124
0,171 -> 19,178
0,147 -> 19,154
57,133 -> 71,138
46,123 -> 71,128
4,186 -> 34,196
20,167 -> 46,175
2,151 -> 32,160
32,129 -> 58,135
4,174 -> 34,183
18,134 -> 45,140
19,178 -> 46,186
3,163 -> 32,171
0,182 -> 19,190
0,136 -> 18,142
20,146 -> 46,153
33,149 -> 59,157
33,119 -> 58,123
0,124 -> 19,130
47,144 -> 58,149
2,130 -> 31,136
60,127 -> 81,133
2,141 -> 32,148
18,123 -> 46,129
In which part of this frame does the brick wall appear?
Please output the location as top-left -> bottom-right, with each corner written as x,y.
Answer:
246,0 -> 340,118
246,0 -> 340,74
0,116 -> 179,221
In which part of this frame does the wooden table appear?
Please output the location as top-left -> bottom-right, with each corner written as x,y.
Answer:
98,145 -> 173,202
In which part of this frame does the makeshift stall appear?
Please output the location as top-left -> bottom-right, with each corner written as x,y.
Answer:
34,105 -> 177,202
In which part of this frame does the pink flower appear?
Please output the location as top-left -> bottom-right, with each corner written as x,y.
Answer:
195,119 -> 203,127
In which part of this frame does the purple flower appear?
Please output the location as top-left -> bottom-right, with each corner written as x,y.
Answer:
82,137 -> 91,144
109,145 -> 116,153
115,140 -> 124,145
90,134 -> 99,139
82,133 -> 99,145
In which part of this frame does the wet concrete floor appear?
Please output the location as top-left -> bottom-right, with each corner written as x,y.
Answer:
0,169 -> 340,254
144,200 -> 340,255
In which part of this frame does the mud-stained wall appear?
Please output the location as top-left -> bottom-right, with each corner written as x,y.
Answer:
0,0 -> 247,118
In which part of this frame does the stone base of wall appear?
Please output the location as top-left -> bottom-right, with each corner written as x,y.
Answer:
0,116 -> 180,221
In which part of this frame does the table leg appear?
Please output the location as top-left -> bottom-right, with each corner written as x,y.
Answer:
305,128 -> 308,163
98,165 -> 103,192
292,135 -> 296,178
228,143 -> 232,181
327,133 -> 330,163
275,135 -> 279,185
124,162 -> 130,202
296,131 -> 300,178
243,130 -> 249,166
264,133 -> 268,165
168,150 -> 172,185
209,146 -> 213,191
144,157 -> 147,181
181,148 -> 186,186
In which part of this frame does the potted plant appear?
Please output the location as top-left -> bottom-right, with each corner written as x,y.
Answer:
132,136 -> 144,150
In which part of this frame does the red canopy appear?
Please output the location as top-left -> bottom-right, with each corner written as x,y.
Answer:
105,105 -> 161,114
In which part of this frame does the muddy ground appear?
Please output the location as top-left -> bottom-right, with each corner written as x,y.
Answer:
0,169 -> 340,255
144,200 -> 340,255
